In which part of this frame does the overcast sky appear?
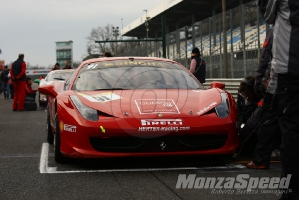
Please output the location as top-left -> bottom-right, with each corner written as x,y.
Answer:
0,0 -> 162,67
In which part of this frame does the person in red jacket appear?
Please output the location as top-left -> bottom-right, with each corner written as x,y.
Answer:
25,77 -> 37,102
10,54 -> 27,111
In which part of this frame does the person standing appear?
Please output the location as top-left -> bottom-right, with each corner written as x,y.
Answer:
246,27 -> 282,169
8,71 -> 14,100
189,47 -> 206,83
1,65 -> 10,99
259,0 -> 299,199
63,61 -> 72,69
10,54 -> 26,111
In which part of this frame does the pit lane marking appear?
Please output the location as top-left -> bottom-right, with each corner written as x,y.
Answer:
40,143 -> 247,174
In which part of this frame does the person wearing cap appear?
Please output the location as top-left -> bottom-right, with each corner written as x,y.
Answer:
189,47 -> 206,83
10,53 -> 27,111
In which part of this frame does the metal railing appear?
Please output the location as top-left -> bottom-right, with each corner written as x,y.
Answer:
117,0 -> 265,78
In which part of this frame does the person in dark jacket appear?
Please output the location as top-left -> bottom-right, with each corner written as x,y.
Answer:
1,65 -> 10,99
259,0 -> 299,198
247,27 -> 281,170
254,28 -> 273,98
63,61 -> 72,69
51,63 -> 60,71
8,71 -> 14,100
236,76 -> 262,156
189,47 -> 206,83
103,51 -> 113,57
10,54 -> 27,111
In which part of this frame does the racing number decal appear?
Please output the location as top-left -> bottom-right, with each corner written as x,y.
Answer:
87,64 -> 98,70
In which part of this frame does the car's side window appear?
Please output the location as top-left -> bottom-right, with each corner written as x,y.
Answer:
64,70 -> 77,91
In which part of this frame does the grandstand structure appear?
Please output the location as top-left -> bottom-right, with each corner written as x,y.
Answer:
120,0 -> 269,78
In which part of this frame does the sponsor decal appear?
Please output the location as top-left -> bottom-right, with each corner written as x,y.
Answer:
176,174 -> 292,196
59,121 -> 64,131
135,99 -> 180,114
138,126 -> 190,132
100,126 -> 105,133
26,70 -> 51,75
78,92 -> 121,103
64,124 -> 77,132
138,119 -> 190,132
196,102 -> 217,115
141,119 -> 183,126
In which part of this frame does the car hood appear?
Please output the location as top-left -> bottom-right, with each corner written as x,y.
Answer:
74,89 -> 222,118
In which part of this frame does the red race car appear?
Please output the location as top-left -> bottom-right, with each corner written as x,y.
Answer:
39,57 -> 238,163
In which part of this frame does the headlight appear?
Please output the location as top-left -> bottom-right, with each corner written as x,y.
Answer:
215,93 -> 230,118
69,95 -> 98,121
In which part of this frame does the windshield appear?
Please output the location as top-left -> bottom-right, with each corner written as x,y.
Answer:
46,71 -> 73,82
72,60 -> 203,91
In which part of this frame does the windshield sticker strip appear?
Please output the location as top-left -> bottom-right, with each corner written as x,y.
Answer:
102,62 -> 165,67
77,92 -> 121,103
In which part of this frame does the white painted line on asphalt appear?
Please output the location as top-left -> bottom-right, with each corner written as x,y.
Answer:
39,143 -> 57,174
39,143 -> 246,174
39,143 -> 48,173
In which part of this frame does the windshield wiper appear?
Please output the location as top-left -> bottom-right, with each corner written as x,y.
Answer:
93,88 -> 128,91
53,78 -> 65,81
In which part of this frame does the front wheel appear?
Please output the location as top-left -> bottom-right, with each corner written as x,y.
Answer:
54,116 -> 66,163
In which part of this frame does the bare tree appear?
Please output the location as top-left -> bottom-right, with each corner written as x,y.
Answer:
86,24 -> 119,55
86,24 -> 140,57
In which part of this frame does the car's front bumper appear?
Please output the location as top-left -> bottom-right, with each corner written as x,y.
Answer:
58,114 -> 238,159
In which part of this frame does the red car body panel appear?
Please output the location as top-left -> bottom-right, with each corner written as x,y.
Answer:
42,57 -> 238,159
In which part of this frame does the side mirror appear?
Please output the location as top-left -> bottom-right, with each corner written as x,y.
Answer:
210,81 -> 225,89
38,85 -> 58,97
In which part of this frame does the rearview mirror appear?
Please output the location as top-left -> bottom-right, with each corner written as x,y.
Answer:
38,85 -> 58,97
210,81 -> 225,89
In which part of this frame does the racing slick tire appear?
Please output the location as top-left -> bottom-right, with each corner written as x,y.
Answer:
54,116 -> 66,163
47,113 -> 54,144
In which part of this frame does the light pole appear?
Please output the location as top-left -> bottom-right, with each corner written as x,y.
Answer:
112,26 -> 119,54
121,18 -> 124,40
144,9 -> 150,56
